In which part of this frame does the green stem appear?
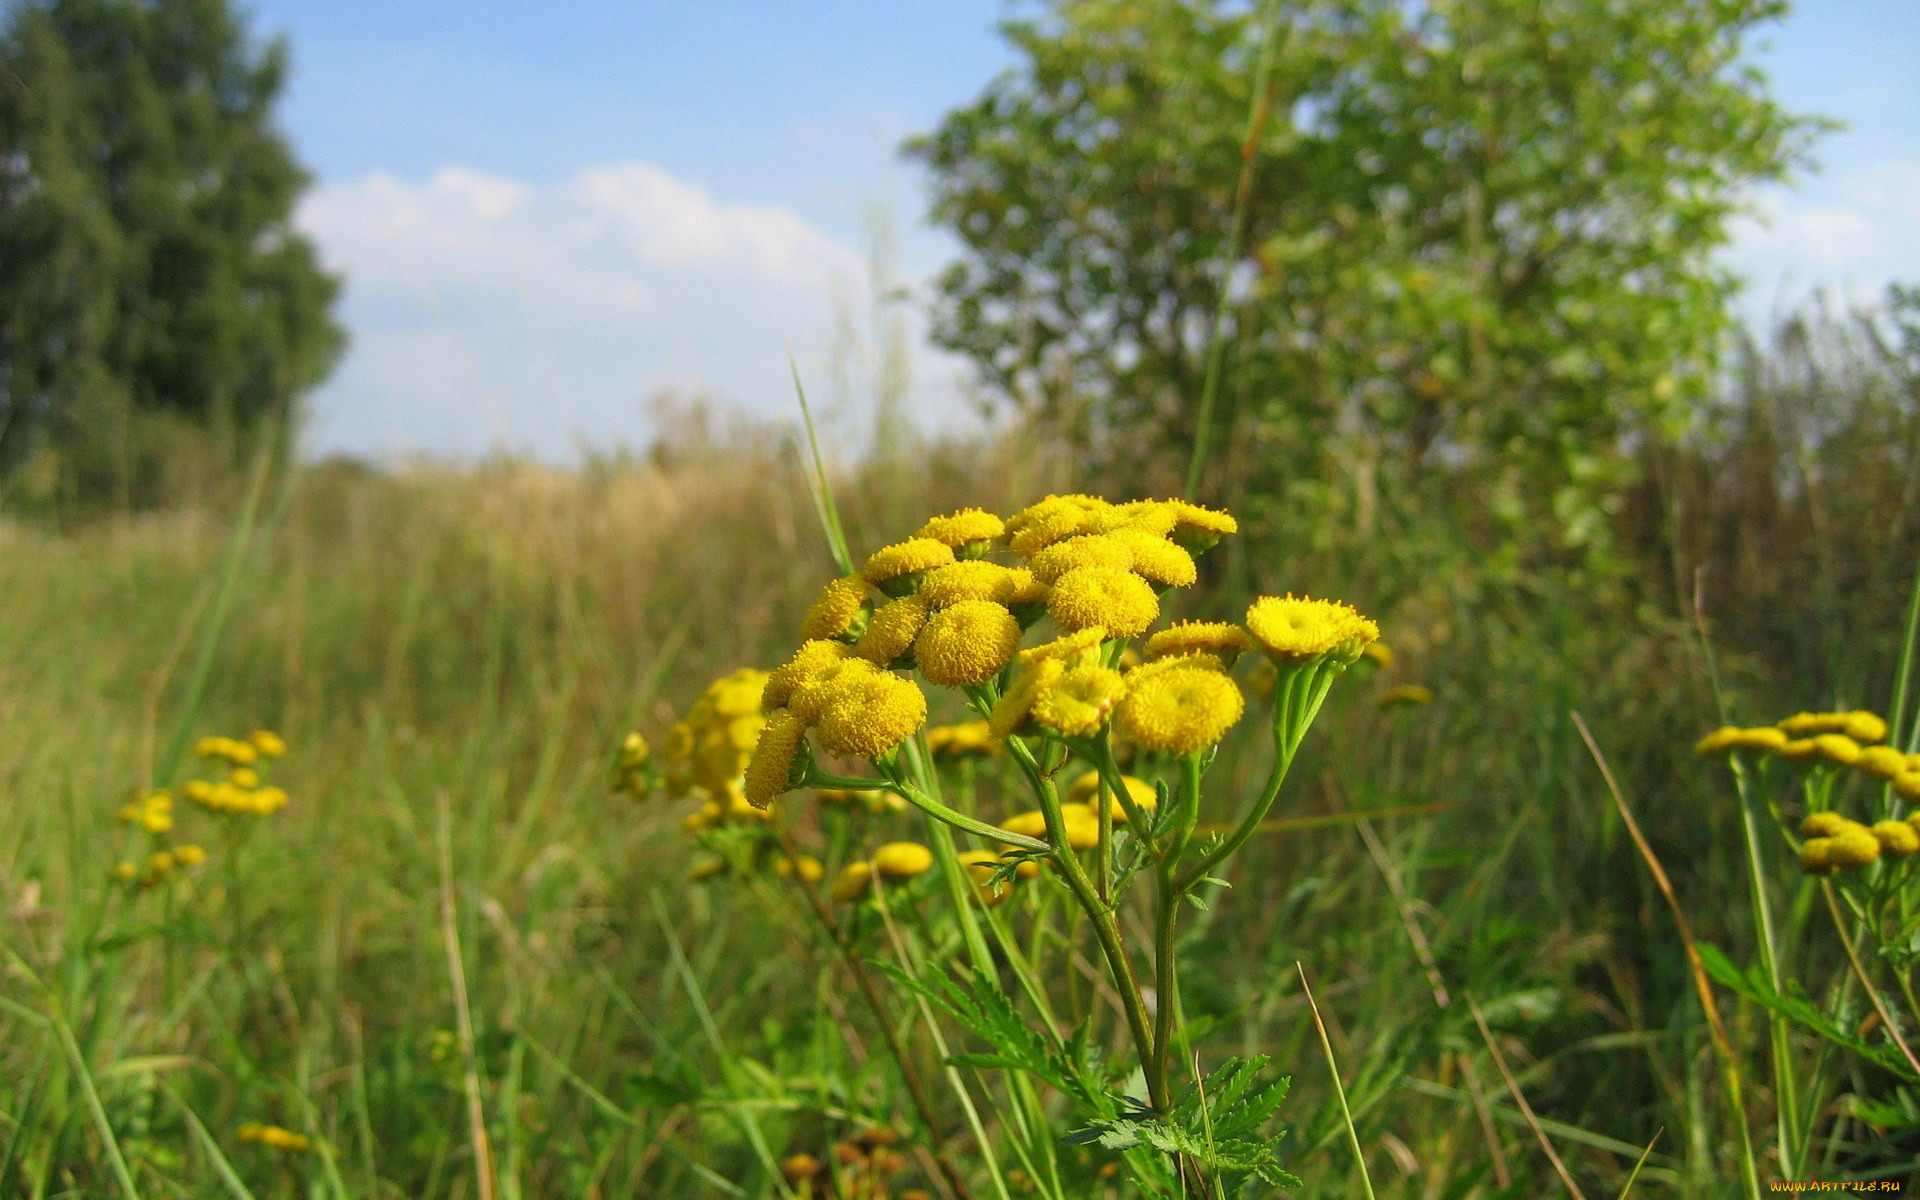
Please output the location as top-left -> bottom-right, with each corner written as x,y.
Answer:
809,765 -> 1050,852
1728,756 -> 1800,1179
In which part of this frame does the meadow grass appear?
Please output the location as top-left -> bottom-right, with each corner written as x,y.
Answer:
3,356 -> 1918,1197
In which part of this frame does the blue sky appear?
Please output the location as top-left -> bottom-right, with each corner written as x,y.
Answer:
243,0 -> 1920,461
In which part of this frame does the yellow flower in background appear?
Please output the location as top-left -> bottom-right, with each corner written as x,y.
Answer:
861,538 -> 955,590
1163,500 -> 1238,550
230,767 -> 260,789
920,560 -> 1019,608
775,854 -> 826,884
174,844 -> 206,866
249,730 -> 288,758
1246,656 -> 1278,700
855,593 -> 931,665
765,640 -> 854,710
1798,812 -> 1847,838
915,507 -> 1005,550
237,1123 -> 310,1152
1896,771 -> 1920,802
618,732 -> 650,770
915,600 -> 1021,686
1105,527 -> 1197,587
689,858 -> 729,881
1376,684 -> 1436,709
745,713 -> 809,808
926,721 -> 999,759
1854,745 -> 1906,781
1870,820 -> 1918,857
812,669 -> 927,760
118,789 -> 174,832
1778,738 -> 1821,766
1813,734 -> 1863,767
1031,665 -> 1126,737
110,860 -> 137,882
1361,642 -> 1395,669
803,574 -> 873,640
195,736 -> 258,766
829,861 -> 874,902
1067,771 -> 1158,823
1047,566 -> 1158,638
1245,594 -> 1380,665
1730,727 -> 1787,752
872,842 -> 934,880
1145,621 -> 1251,665
1828,825 -> 1881,868
1694,727 -> 1741,757
1118,662 -> 1245,755
1030,534 -> 1133,584
1841,711 -> 1887,744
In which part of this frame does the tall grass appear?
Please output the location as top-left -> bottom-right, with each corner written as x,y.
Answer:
3,296 -> 1917,1195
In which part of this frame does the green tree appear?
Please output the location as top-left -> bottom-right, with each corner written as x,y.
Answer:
910,0 -> 1824,545
0,0 -> 342,494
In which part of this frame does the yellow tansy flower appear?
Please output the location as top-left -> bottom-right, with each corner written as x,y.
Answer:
1798,838 -> 1835,875
1727,727 -> 1787,752
1059,803 -> 1102,849
1778,738 -> 1821,766
1145,621 -> 1251,665
1118,662 -> 1245,755
1895,771 -> 1920,802
915,507 -> 1006,549
1694,726 -> 1741,757
765,640 -> 855,709
1829,825 -> 1881,868
1377,684 -> 1436,709
829,861 -> 874,903
230,767 -> 261,789
855,593 -> 931,665
111,860 -> 137,881
1814,734 -> 1863,767
249,731 -> 287,757
745,713 -> 810,808
872,842 -> 935,880
920,560 -> 1018,607
1018,625 -> 1108,669
1066,771 -> 1158,822
1361,642 -> 1395,668
812,670 -> 927,760
915,600 -> 1021,686
1047,566 -> 1158,638
804,574 -> 873,640
1089,499 -> 1179,537
989,657 -> 1064,738
1031,665 -> 1127,736
1245,594 -> 1380,664
1855,745 -> 1907,780
1000,810 -> 1048,840
1164,500 -> 1238,550
1798,811 -> 1847,838
174,844 -> 206,866
926,721 -> 999,759
1842,711 -> 1888,744
1031,534 -> 1133,584
774,854 -> 826,883
861,538 -> 956,589
1106,527 -> 1197,587
1870,820 -> 1918,857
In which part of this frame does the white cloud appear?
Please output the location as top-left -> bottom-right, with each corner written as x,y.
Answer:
293,163 -> 885,460
1726,158 -> 1920,323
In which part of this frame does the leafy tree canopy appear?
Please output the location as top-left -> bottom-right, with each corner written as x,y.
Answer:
1,0 -> 342,489
910,0 -> 1824,543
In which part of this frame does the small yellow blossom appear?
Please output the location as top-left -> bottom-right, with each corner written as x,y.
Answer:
1870,820 -> 1918,857
1778,738 -> 1821,766
196,736 -> 258,766
1118,662 -> 1245,755
916,507 -> 1006,549
1854,745 -> 1906,781
920,560 -> 1019,607
174,844 -> 206,866
1031,665 -> 1127,736
1031,535 -> 1133,584
765,640 -> 855,710
1005,568 -> 1048,608
872,842 -> 935,880
829,861 -> 874,902
774,854 -> 826,883
1729,727 -> 1788,752
989,657 -> 1064,739
812,669 -> 928,760
249,730 -> 288,758
689,858 -> 728,881
1145,621 -> 1251,665
1376,684 -> 1436,709
1828,825 -> 1881,868
861,538 -> 956,589
1018,626 -> 1108,670
111,860 -> 137,881
1798,838 -> 1835,875
926,721 -> 999,759
1106,527 -> 1197,587
1067,771 -> 1158,822
1245,594 -> 1380,664
915,600 -> 1021,686
1841,711 -> 1888,744
1087,499 -> 1179,537
1163,500 -> 1238,550
855,593 -> 932,666
1059,803 -> 1102,849
1005,494 -> 1110,556
803,574 -> 873,640
230,767 -> 260,789
1895,771 -> 1920,802
745,713 -> 810,808
1694,727 -> 1741,757
1361,643 -> 1395,669
1814,734 -> 1863,767
1798,812 -> 1847,838
618,731 -> 650,769
1047,566 -> 1158,638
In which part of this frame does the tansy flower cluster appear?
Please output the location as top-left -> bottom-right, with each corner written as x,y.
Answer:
656,669 -> 777,832
237,1122 -> 310,1153
1795,811 -> 1920,875
184,731 -> 291,816
1696,709 -> 1920,802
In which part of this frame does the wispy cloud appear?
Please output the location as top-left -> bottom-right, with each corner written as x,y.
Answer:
294,163 -> 874,460
1726,158 -> 1920,321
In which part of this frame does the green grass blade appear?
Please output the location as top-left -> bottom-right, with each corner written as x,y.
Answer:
788,349 -> 855,576
163,1084 -> 259,1200
1888,552 -> 1920,752
1297,964 -> 1376,1200
1614,1129 -> 1662,1199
